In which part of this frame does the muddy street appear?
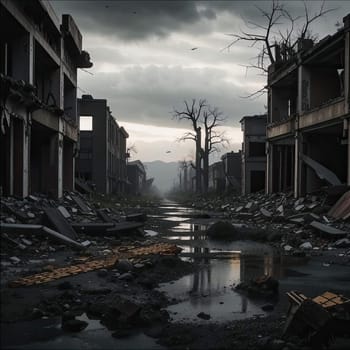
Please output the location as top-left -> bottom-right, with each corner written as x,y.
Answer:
1,197 -> 350,350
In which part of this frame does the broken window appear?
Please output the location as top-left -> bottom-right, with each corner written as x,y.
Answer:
249,142 -> 265,157
80,116 -> 93,131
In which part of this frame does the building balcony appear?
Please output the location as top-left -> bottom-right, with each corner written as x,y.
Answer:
299,97 -> 346,130
267,116 -> 295,139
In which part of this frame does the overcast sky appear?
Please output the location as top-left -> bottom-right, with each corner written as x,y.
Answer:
51,0 -> 350,163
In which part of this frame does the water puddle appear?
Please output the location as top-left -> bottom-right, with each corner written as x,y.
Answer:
159,258 -> 270,323
158,247 -> 286,323
1,313 -> 164,350
161,217 -> 190,222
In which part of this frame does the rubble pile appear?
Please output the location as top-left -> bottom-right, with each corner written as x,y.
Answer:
187,190 -> 350,259
0,192 -> 162,284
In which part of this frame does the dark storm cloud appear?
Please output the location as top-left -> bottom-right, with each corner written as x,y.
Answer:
51,1 -> 350,42
51,0 -> 218,40
78,65 -> 265,128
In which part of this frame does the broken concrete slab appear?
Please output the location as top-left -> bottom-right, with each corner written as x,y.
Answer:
302,154 -> 341,186
44,208 -> 78,240
97,209 -> 116,223
260,208 -> 272,218
71,222 -> 115,234
106,222 -> 144,235
57,206 -> 71,219
0,223 -> 84,249
2,203 -> 30,222
309,221 -> 348,238
71,194 -> 91,213
125,213 -> 147,222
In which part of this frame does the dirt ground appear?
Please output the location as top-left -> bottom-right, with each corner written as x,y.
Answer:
1,198 -> 350,350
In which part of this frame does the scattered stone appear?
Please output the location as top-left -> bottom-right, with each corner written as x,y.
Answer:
284,245 -> 293,252
115,259 -> 133,272
206,221 -> 238,239
81,240 -> 92,247
134,263 -> 144,269
260,208 -> 272,218
299,242 -> 312,250
333,238 -> 350,248
197,312 -> 211,320
62,319 -> 88,332
5,217 -> 16,224
9,256 -> 21,264
118,272 -> 134,281
21,238 -> 32,246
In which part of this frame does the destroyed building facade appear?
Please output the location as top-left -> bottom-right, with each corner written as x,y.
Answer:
208,161 -> 225,193
0,0 -> 92,198
221,151 -> 242,192
240,115 -> 267,195
76,95 -> 129,194
266,14 -> 350,196
127,160 -> 146,195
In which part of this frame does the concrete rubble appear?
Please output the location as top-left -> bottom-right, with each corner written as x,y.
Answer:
184,189 -> 350,263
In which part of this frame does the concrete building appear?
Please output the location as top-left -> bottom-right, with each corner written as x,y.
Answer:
76,95 -> 129,194
0,0 -> 92,198
266,14 -> 350,197
240,115 -> 267,195
127,160 -> 146,195
221,151 -> 242,192
208,161 -> 225,193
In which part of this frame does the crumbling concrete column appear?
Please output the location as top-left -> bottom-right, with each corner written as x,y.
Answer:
294,130 -> 304,198
266,141 -> 272,194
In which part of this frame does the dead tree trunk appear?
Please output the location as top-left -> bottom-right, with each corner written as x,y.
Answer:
195,127 -> 202,194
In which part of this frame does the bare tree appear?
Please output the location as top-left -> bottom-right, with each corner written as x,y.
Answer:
173,99 -> 206,194
225,0 -> 335,97
173,100 -> 229,194
202,106 -> 229,193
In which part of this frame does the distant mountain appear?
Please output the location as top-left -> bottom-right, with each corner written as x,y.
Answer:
143,160 -> 179,193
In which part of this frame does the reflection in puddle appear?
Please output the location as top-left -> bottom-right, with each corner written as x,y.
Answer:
159,258 -> 273,323
161,217 -> 190,222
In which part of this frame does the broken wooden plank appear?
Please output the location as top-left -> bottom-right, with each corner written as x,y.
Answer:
44,207 -> 78,240
9,243 -> 180,287
309,221 -> 347,237
0,223 -> 83,249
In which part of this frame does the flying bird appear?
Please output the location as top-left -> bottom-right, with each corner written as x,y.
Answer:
166,151 -> 171,154
191,47 -> 198,51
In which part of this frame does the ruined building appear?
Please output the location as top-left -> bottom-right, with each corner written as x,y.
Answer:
221,151 -> 242,192
267,14 -> 350,196
0,0 -> 92,198
208,161 -> 225,193
76,95 -> 129,194
127,160 -> 146,195
240,115 -> 267,195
